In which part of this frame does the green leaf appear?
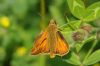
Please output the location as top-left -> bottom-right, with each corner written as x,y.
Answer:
60,20 -> 81,31
84,2 -> 100,21
83,49 -> 100,65
69,20 -> 81,29
63,52 -> 81,65
75,35 -> 96,52
67,0 -> 85,19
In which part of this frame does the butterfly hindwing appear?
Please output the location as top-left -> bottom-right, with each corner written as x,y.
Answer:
54,31 -> 69,56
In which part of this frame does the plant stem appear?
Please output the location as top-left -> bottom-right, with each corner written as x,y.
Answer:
39,55 -> 46,66
83,38 -> 98,64
40,0 -> 46,29
66,17 -> 76,30
39,0 -> 46,66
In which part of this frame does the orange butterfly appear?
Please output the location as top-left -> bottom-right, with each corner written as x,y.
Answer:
31,19 -> 69,58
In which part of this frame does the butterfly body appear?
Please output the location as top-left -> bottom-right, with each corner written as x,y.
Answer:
31,19 -> 69,58
47,20 -> 58,58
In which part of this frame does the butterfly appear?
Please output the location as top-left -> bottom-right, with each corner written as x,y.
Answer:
31,19 -> 69,58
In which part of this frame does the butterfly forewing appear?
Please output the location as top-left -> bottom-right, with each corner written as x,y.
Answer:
31,30 -> 50,55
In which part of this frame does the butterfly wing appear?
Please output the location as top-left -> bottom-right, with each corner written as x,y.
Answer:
31,30 -> 49,55
54,31 -> 69,56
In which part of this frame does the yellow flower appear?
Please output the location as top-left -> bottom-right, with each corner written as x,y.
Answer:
16,47 -> 26,56
0,16 -> 10,28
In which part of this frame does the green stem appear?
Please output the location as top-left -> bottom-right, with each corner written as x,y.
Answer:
39,0 -> 46,66
67,23 -> 75,31
66,17 -> 76,30
74,44 -> 83,66
40,0 -> 46,29
83,38 -> 98,64
39,55 -> 46,66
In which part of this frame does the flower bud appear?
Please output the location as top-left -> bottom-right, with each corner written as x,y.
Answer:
72,29 -> 88,42
81,24 -> 93,33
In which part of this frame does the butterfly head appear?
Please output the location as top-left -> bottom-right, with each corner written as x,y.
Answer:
48,19 -> 57,32
49,19 -> 57,25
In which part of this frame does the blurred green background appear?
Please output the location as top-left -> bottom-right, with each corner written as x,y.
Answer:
0,0 -> 100,66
